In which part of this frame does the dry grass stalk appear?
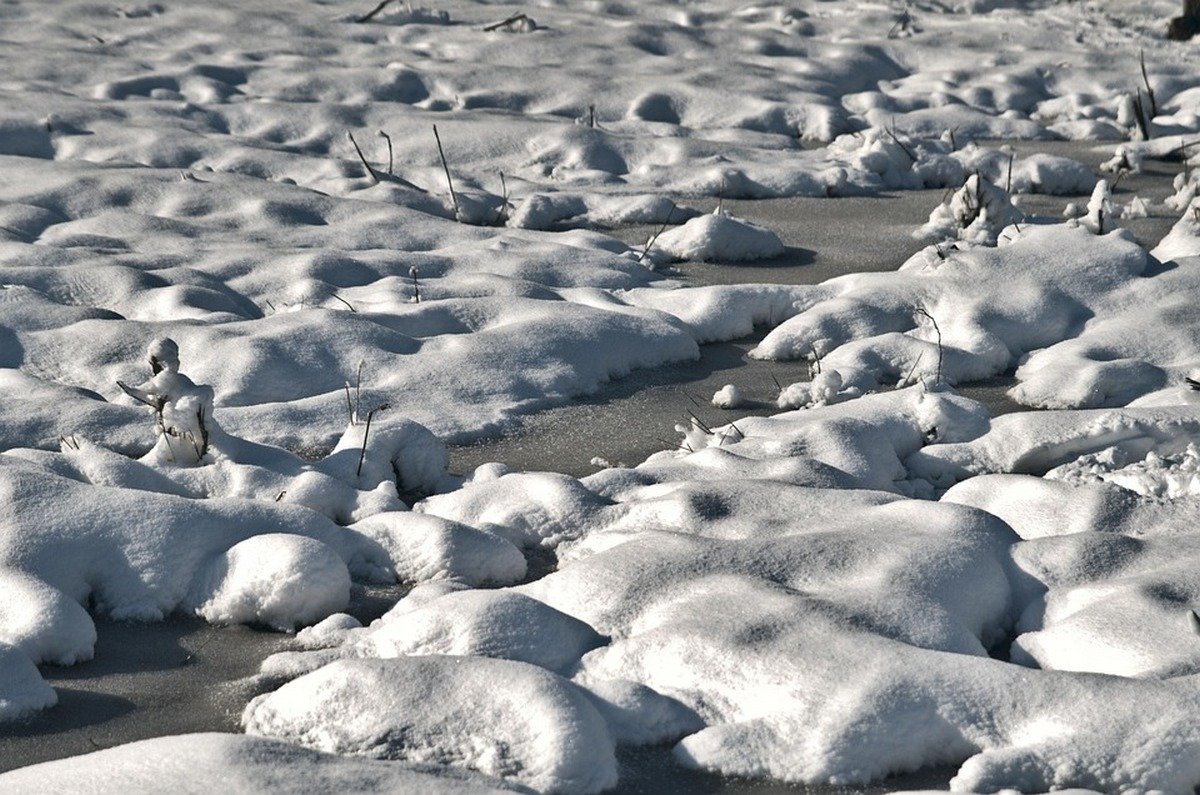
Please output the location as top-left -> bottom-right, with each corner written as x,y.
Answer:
432,124 -> 461,220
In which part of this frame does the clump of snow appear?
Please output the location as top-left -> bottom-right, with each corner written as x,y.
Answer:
1152,196 -> 1200,262
187,533 -> 351,631
1167,168 -> 1200,212
711,384 -> 744,409
651,210 -> 785,263
243,656 -> 618,794
917,173 -> 1023,245
1081,179 -> 1117,234
775,371 -> 860,410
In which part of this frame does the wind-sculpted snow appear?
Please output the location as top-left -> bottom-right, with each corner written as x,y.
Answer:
947,474 -> 1200,679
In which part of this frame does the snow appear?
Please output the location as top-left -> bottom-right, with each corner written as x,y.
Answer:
710,384 -> 744,409
651,211 -> 785,263
243,656 -> 618,794
752,224 -> 1151,395
0,733 -> 525,794
0,643 -> 57,723
187,534 -> 351,632
5,0 -> 1200,791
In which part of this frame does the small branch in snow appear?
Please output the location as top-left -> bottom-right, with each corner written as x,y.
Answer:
347,131 -> 380,184
912,306 -> 943,385
636,201 -> 678,264
378,130 -> 394,176
685,408 -> 712,435
330,292 -> 357,312
483,12 -> 530,32
356,0 -> 395,23
492,171 -> 510,226
1140,49 -> 1158,119
357,403 -> 391,477
885,125 -> 917,164
410,265 -> 421,303
432,124 -> 461,221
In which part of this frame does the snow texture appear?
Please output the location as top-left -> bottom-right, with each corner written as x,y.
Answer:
243,656 -> 618,794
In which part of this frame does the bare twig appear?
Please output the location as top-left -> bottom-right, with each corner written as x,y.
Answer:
637,201 -> 677,263
1133,89 -> 1152,141
432,124 -> 460,220
912,306 -> 943,385
356,0 -> 395,23
809,343 -> 822,375
410,265 -> 421,303
686,408 -> 712,434
588,104 -> 595,129
1005,150 -> 1015,194
347,131 -> 380,184
900,351 -> 925,389
483,12 -> 529,32
492,172 -> 510,226
1140,49 -> 1158,119
378,130 -> 393,176
356,403 -> 391,477
679,388 -> 704,409
355,359 -> 364,422
344,381 -> 355,424
330,292 -> 357,312
885,125 -> 917,164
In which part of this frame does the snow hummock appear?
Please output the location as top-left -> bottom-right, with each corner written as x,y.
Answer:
0,733 -> 524,793
243,656 -> 618,794
651,210 -> 785,263
187,534 -> 351,632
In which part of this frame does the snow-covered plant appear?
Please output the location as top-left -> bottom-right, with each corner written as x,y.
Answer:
917,173 -> 1023,245
1083,179 -> 1116,234
1166,169 -> 1199,212
775,370 -> 860,410
117,338 -> 216,466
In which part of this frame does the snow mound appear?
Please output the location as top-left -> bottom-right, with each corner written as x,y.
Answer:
351,512 -> 527,586
243,656 -> 618,794
751,224 -> 1150,396
416,472 -> 614,549
711,384 -> 744,409
652,211 -> 785,262
187,534 -> 351,631
0,732 -> 524,793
